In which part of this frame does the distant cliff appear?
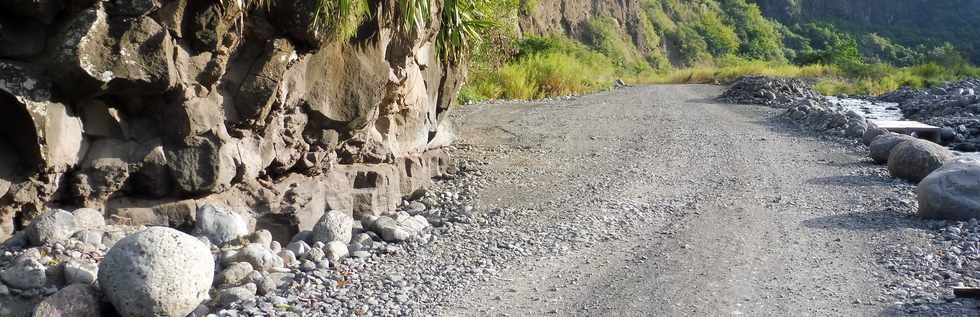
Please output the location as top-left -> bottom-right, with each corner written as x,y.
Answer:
515,0 -> 980,67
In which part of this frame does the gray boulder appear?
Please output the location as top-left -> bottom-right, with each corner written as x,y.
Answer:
31,284 -> 103,317
918,158 -> 980,220
312,210 -> 353,244
1,257 -> 47,289
862,126 -> 890,146
99,227 -> 214,317
869,133 -> 917,164
192,204 -> 248,245
888,139 -> 954,183
28,209 -> 78,246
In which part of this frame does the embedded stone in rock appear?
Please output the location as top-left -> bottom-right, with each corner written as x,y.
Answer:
0,62 -> 86,174
918,157 -> 980,220
51,6 -> 177,97
887,139 -> 954,183
27,209 -> 78,246
166,135 -> 237,195
31,284 -> 103,317
312,210 -> 353,244
869,133 -> 917,164
99,227 -> 214,317
192,204 -> 248,245
235,38 -> 295,124
1,257 -> 47,289
72,138 -> 133,205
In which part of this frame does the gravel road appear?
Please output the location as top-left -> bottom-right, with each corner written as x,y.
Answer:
427,85 -> 973,316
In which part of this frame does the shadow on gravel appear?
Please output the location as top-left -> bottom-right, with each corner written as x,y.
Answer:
806,175 -> 893,187
801,210 -> 925,232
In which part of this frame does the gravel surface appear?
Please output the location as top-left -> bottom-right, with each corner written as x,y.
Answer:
205,85 -> 976,316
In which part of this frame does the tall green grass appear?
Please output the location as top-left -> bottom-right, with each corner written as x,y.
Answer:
459,36 -> 619,102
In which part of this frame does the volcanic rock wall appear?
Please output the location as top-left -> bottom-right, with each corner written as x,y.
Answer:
0,0 -> 462,242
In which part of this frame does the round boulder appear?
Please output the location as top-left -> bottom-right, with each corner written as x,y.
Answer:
862,126 -> 890,146
27,209 -> 78,246
99,227 -> 214,317
887,139 -> 953,183
918,157 -> 980,220
312,210 -> 353,244
869,133 -> 916,164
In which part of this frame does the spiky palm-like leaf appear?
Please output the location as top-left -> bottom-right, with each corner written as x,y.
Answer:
401,0 -> 432,31
437,0 -> 494,64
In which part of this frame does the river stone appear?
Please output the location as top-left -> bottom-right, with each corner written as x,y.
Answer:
888,139 -> 954,183
218,262 -> 254,288
286,240 -> 310,258
1,257 -> 47,289
63,260 -> 98,285
862,126 -> 890,146
234,243 -> 283,272
32,284 -> 103,317
28,209 -> 78,246
869,133 -> 917,164
192,204 -> 248,245
918,157 -> 980,220
324,241 -> 348,262
312,210 -> 353,244
99,227 -> 214,317
215,283 -> 257,307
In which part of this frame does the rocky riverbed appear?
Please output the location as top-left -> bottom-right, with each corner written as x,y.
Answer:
724,76 -> 980,316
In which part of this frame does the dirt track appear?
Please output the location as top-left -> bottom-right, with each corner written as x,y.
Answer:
436,85 -> 940,316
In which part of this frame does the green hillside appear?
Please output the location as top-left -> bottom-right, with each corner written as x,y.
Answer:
459,0 -> 980,101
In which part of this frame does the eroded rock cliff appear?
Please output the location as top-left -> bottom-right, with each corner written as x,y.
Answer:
0,0 -> 462,242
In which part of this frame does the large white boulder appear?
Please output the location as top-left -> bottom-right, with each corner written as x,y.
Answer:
98,227 -> 214,317
311,210 -> 353,244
